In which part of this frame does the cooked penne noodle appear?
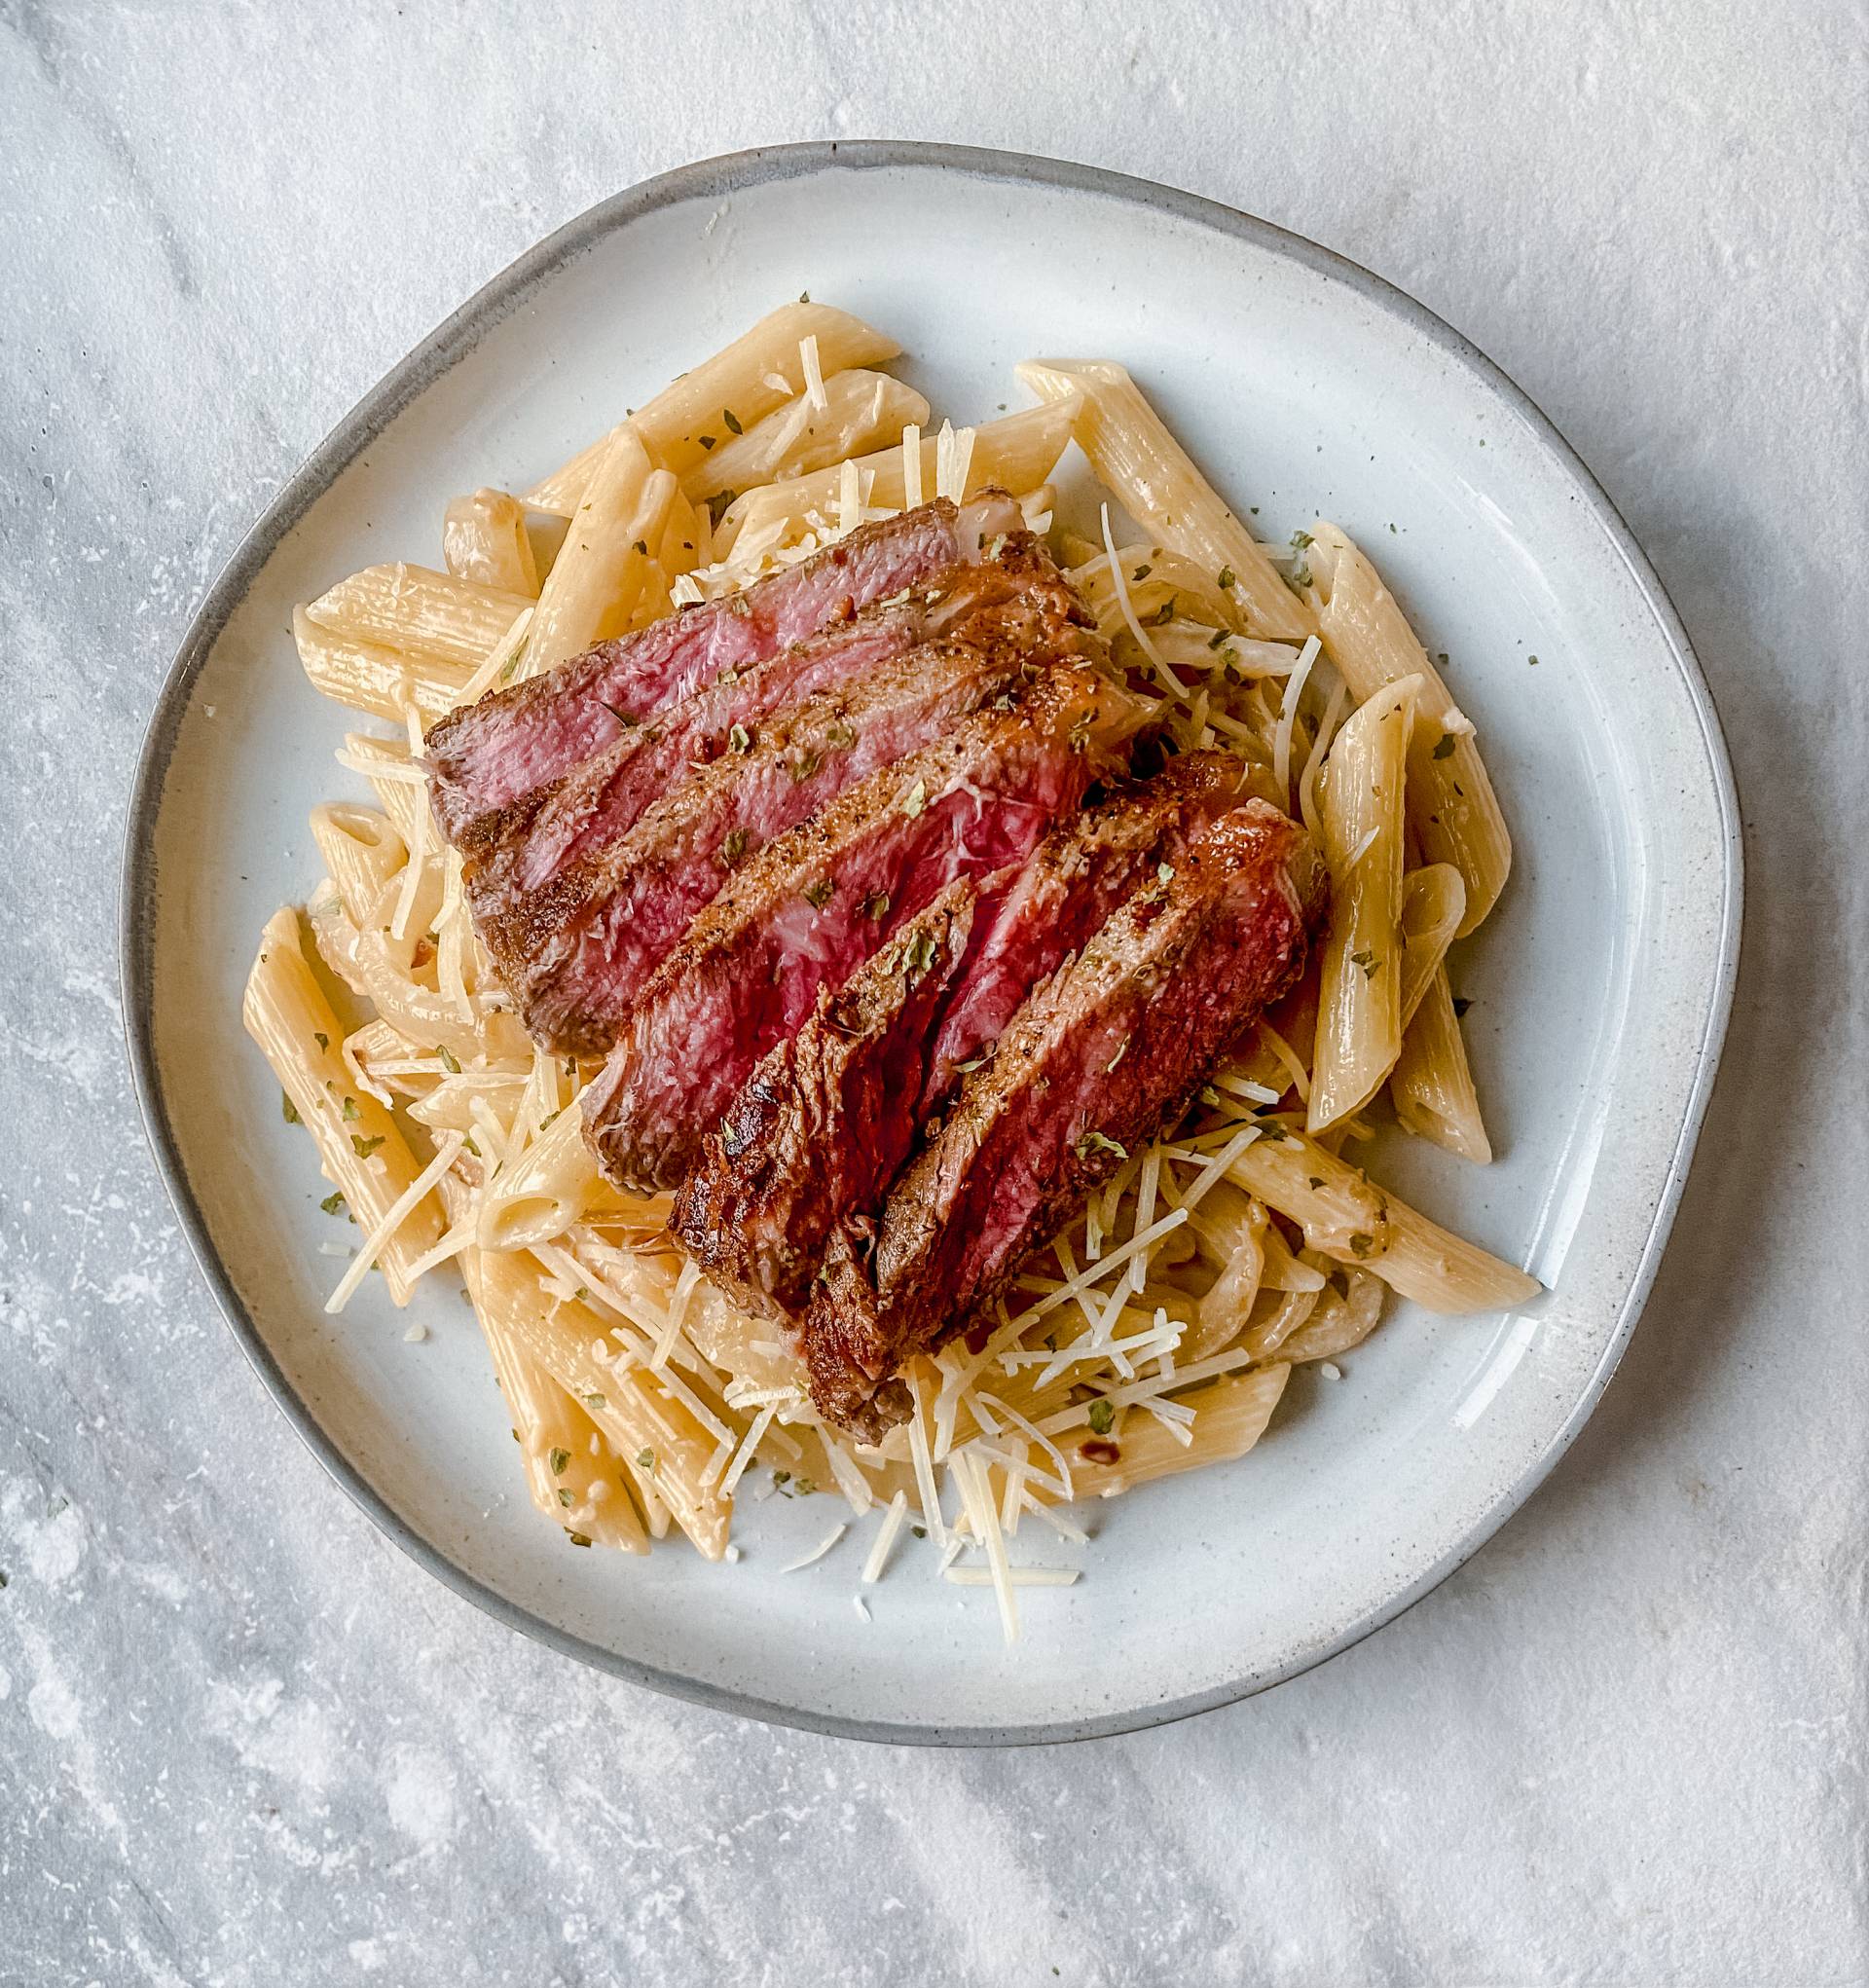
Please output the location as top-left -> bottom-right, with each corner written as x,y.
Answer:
1391,966 -> 1493,1163
337,732 -> 427,845
496,1253 -> 733,1559
522,424 -> 674,679
478,1102 -> 606,1252
1070,543 -> 1249,637
293,607 -> 475,725
442,489 -> 540,596
526,302 -> 902,511
453,1225 -> 647,1554
1397,864 -> 1467,1034
680,369 -> 930,503
714,400 -> 1079,554
1308,677 -> 1419,1133
1228,1127 -> 1392,1262
310,802 -> 406,928
1055,1367 -> 1290,1498
242,907 -> 443,1303
1014,358 -> 1314,642
1373,1185 -> 1535,1311
303,563 -> 531,670
1302,522 -> 1511,935
1277,1268 -> 1385,1364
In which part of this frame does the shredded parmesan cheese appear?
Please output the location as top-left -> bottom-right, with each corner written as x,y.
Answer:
325,1131 -> 463,1313
779,1524 -> 847,1574
861,1489 -> 910,1583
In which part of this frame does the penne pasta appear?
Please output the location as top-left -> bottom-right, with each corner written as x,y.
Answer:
1308,677 -> 1419,1133
680,369 -> 930,503
496,1252 -> 733,1559
242,907 -> 443,1304
309,802 -> 406,928
1055,1367 -> 1290,1499
526,302 -> 902,511
293,607 -> 474,725
303,563 -> 531,670
1391,966 -> 1493,1163
713,400 -> 1079,554
452,1218 -> 647,1555
1397,864 -> 1467,1034
1302,522 -> 1511,935
477,1102 -> 607,1253
1015,358 -> 1314,642
442,488 -> 540,596
522,424 -> 675,680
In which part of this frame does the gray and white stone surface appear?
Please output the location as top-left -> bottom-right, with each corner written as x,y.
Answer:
2,3 -> 1864,1982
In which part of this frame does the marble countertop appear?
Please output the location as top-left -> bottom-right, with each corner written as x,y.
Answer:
2,4 -> 1862,1982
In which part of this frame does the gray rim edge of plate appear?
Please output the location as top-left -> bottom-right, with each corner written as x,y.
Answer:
118,138 -> 1745,1749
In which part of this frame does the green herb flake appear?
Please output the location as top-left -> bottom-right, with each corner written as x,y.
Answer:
581,1391 -> 606,1411
319,1191 -> 347,1216
1289,563 -> 1313,591
281,1091 -> 301,1124
1290,530 -> 1313,551
772,1469 -> 791,1488
698,434 -> 716,451
1349,946 -> 1380,980
462,1135 -> 479,1159
1306,1176 -> 1325,1191
567,1530 -> 593,1547
903,930 -> 938,975
863,890 -> 891,923
1075,1128 -> 1128,1163
436,1045 -> 461,1074
1348,1232 -> 1375,1259
722,408 -> 744,435
341,1094 -> 359,1122
900,778 -> 928,818
984,533 -> 1008,562
1105,1037 -> 1129,1074
910,1525 -> 928,1540
1087,1398 -> 1116,1436
1260,1123 -> 1289,1142
312,1031 -> 328,1051
719,828 -> 750,868
1437,652 -> 1450,667
635,1448 -> 656,1473
1198,1085 -> 1224,1108
1527,653 -> 1540,667
1132,561 -> 1153,580
793,1477 -> 817,1498
788,747 -> 822,782
728,722 -> 752,754
803,877 -> 835,910
1145,598 -> 1175,626
498,640 -> 527,683
1431,733 -> 1457,760
632,538 -> 648,557
556,1488 -> 574,1508
824,718 -> 857,750
1157,861 -> 1175,884
1216,565 -> 1235,590
350,1133 -> 385,1160
549,1447 -> 570,1477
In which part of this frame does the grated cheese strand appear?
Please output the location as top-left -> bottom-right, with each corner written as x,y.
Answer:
325,1131 -> 464,1313
861,1489 -> 910,1583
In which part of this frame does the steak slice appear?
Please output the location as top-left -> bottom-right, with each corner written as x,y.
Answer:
670,752 -> 1257,1317
426,494 -> 1022,850
477,538 -> 1073,903
804,799 -> 1326,1434
490,578 -> 1103,1054
583,662 -> 1140,1193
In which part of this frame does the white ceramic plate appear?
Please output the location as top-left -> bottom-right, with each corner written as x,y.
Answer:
123,144 -> 1740,1745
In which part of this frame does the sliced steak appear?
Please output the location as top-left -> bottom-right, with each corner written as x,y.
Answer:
670,752 -> 1255,1317
804,799 -> 1326,1434
490,579 -> 1103,1054
426,493 -> 1022,850
583,662 -> 1140,1193
478,539 -> 1072,903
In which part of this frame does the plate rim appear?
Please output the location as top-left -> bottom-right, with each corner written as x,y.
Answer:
118,138 -> 1744,1748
